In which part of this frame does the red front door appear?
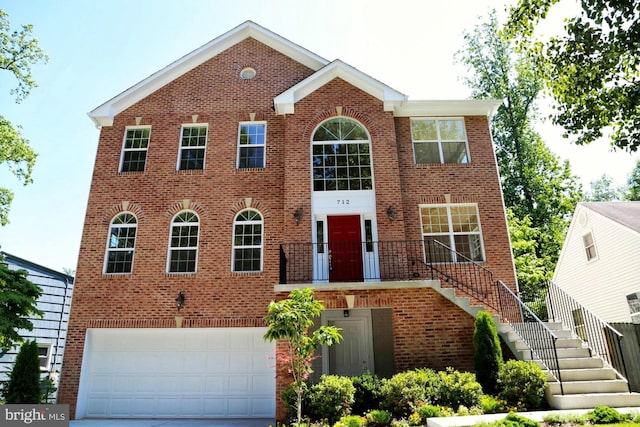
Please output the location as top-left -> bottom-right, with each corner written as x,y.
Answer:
328,215 -> 363,282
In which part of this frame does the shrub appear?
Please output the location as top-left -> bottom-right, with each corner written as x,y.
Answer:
307,375 -> 355,424
351,373 -> 383,415
543,413 -> 588,425
336,415 -> 365,427
588,406 -> 630,424
366,409 -> 392,427
497,360 -> 546,411
437,367 -> 483,408
407,411 -> 422,426
4,341 -> 41,404
380,368 -> 440,417
417,404 -> 443,419
503,412 -> 540,427
480,394 -> 506,414
474,311 -> 503,394
475,412 -> 540,427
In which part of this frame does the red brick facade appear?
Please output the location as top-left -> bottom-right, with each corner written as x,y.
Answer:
59,23 -> 516,421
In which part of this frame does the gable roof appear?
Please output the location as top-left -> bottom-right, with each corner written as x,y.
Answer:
89,21 -> 329,127
582,201 -> 640,233
89,20 -> 501,127
273,59 -> 407,115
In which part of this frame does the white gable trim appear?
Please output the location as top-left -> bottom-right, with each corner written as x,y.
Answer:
273,60 -> 407,115
88,21 -> 329,127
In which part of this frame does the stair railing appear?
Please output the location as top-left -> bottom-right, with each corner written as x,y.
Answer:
497,280 -> 564,393
546,280 -> 629,384
416,240 -> 565,392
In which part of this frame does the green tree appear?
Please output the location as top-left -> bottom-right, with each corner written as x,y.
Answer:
0,256 -> 43,352
4,340 -> 41,403
263,288 -> 342,425
0,8 -> 47,225
457,10 -> 582,300
584,174 -> 624,201
507,209 -> 551,303
506,0 -> 640,151
473,311 -> 503,395
624,160 -> 640,201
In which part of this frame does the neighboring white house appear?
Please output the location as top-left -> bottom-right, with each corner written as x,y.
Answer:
553,202 -> 640,323
0,252 -> 74,400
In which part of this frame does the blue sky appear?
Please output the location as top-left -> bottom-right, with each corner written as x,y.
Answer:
1,0 -> 638,272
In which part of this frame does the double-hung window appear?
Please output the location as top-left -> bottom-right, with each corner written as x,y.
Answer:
37,344 -> 52,371
168,211 -> 199,273
105,213 -> 137,274
178,125 -> 207,170
121,126 -> 150,172
232,209 -> 263,272
237,122 -> 266,168
420,204 -> 484,262
582,232 -> 597,261
411,118 -> 469,164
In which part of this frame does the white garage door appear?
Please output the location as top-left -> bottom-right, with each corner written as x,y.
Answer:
76,328 -> 275,419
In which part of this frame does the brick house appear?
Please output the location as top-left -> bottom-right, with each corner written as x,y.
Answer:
58,21 -> 516,421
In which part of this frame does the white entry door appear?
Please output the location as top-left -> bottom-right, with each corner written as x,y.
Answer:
76,328 -> 275,419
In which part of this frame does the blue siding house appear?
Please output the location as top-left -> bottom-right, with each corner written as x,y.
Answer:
0,252 -> 74,401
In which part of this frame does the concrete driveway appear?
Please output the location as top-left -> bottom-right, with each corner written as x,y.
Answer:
70,419 -> 274,427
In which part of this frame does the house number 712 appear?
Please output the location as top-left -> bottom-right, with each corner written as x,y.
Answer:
337,199 -> 350,205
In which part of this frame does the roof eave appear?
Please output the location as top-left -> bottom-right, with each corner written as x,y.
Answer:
393,99 -> 504,117
88,21 -> 329,127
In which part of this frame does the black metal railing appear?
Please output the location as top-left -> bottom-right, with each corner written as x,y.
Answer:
278,239 -> 632,395
546,280 -> 629,383
496,280 -> 563,392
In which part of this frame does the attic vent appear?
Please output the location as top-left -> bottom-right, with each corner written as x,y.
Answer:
240,67 -> 256,80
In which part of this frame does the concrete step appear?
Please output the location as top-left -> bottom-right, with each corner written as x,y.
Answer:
547,379 -> 629,395
533,357 -> 604,370
521,347 -> 592,360
514,337 -> 584,350
547,392 -> 640,410
507,328 -> 574,341
544,367 -> 618,382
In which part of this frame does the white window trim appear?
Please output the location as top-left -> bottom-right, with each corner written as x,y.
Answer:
410,117 -> 470,164
310,117 -> 375,192
177,123 -> 208,171
120,125 -> 151,172
236,121 -> 267,169
38,343 -> 52,371
419,203 -> 485,262
231,209 -> 264,272
103,212 -> 137,275
166,210 -> 200,274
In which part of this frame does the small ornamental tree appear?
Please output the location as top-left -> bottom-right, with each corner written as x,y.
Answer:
263,288 -> 342,425
473,311 -> 503,394
4,340 -> 41,403
0,259 -> 42,352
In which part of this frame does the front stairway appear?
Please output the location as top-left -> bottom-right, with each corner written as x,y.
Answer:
499,320 -> 640,409
429,280 -> 640,410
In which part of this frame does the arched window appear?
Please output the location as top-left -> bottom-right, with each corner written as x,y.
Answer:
105,213 -> 137,274
312,117 -> 372,191
232,209 -> 263,272
168,211 -> 199,273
